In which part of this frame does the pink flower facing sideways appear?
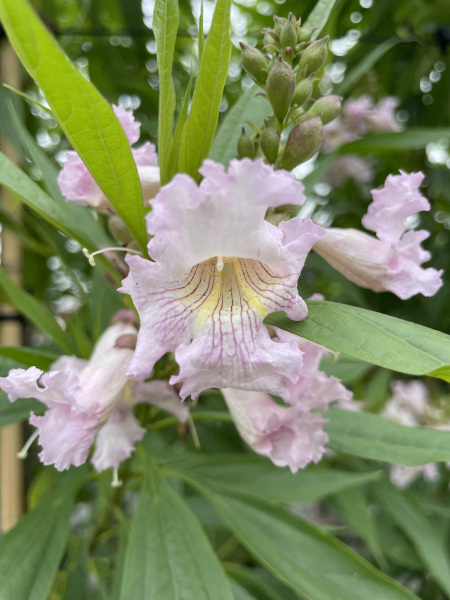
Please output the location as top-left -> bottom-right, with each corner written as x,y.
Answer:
57,105 -> 160,211
222,328 -> 352,473
0,321 -> 188,472
121,158 -> 325,401
314,171 -> 443,299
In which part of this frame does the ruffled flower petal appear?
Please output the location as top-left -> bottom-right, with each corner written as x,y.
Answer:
30,404 -> 99,471
112,104 -> 141,145
362,172 -> 429,243
0,366 -> 81,405
274,328 -> 353,411
91,409 -> 146,471
223,389 -> 328,473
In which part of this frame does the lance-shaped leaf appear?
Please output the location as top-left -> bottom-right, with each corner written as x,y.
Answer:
341,128 -> 450,154
0,266 -> 75,354
0,0 -> 148,253
304,0 -> 338,39
118,454 -> 234,600
326,408 -> 450,465
154,0 -> 179,185
265,301 -> 450,382
179,0 -> 232,179
0,469 -> 86,600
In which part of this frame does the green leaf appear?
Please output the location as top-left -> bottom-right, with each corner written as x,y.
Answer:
154,0 -> 179,185
0,152 -> 114,261
179,0 -> 232,179
0,0 -> 147,252
375,481 -> 450,596
326,407 -> 450,465
335,38 -> 400,95
265,301 -> 450,382
341,128 -> 450,154
0,346 -> 58,370
163,454 -> 380,504
193,488 -> 419,600
0,470 -> 85,600
319,353 -> 373,385
304,0 -> 338,39
0,392 -> 45,427
0,266 -> 75,354
168,74 -> 193,180
118,455 -> 234,600
209,85 -> 270,166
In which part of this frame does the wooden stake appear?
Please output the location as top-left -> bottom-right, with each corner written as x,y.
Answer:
0,44 -> 24,532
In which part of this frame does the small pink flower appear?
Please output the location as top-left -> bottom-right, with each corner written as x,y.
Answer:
121,158 -> 325,401
368,97 -> 401,133
323,155 -> 374,187
0,323 -> 187,471
58,105 -> 159,212
314,172 -> 443,299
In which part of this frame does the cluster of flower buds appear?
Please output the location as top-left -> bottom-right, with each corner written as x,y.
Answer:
238,13 -> 342,171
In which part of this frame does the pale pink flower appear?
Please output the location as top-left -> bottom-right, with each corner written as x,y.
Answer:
222,389 -> 329,473
367,97 -> 401,133
390,463 -> 440,489
323,155 -> 374,187
0,323 -> 187,471
381,380 -> 429,426
121,158 -> 325,401
57,105 -> 159,212
343,95 -> 373,136
314,171 -> 443,299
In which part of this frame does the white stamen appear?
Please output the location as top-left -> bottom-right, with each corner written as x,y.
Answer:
17,429 -> 39,459
111,467 -> 123,488
82,246 -> 142,267
216,255 -> 224,272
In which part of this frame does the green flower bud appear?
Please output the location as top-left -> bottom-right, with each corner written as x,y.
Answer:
108,215 -> 133,243
237,127 -> 256,159
240,42 -> 268,86
260,120 -> 281,164
273,15 -> 286,37
280,13 -> 298,50
266,56 -> 295,123
306,95 -> 342,124
298,36 -> 329,76
292,74 -> 315,106
263,28 -> 279,54
280,116 -> 323,170
298,26 -> 317,42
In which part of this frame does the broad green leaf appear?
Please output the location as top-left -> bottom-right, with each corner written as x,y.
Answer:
209,85 -> 270,166
194,488 -> 419,600
226,565 -> 298,600
335,38 -> 400,95
229,580 -> 257,600
319,353 -> 373,385
179,0 -> 232,179
0,0 -> 148,252
341,128 -> 450,154
265,301 -> 450,382
118,455 -> 234,600
0,266 -> 75,354
375,481 -> 450,596
0,392 -> 44,428
0,470 -> 85,600
0,346 -> 58,370
304,0 -> 338,39
326,408 -> 450,465
163,454 -> 380,504
154,0 -> 179,185
0,152 -> 117,279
